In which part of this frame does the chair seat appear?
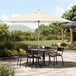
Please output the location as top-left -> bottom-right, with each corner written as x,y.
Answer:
56,53 -> 62,56
49,52 -> 57,57
27,54 -> 41,59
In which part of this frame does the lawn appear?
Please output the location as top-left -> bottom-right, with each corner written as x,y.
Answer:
17,40 -> 76,50
18,40 -> 67,45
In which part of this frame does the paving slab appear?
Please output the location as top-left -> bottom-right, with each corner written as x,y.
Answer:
0,50 -> 76,76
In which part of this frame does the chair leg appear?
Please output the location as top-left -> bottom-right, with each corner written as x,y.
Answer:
20,57 -> 22,65
53,57 -> 55,66
48,56 -> 51,65
49,55 -> 50,61
26,56 -> 28,63
56,56 -> 57,65
36,58 -> 38,63
61,56 -> 64,66
38,58 -> 40,64
17,56 -> 22,65
17,57 -> 19,65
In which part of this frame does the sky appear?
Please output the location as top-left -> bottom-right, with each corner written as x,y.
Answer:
0,0 -> 76,29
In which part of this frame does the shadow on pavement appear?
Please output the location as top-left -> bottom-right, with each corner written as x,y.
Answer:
21,61 -> 76,68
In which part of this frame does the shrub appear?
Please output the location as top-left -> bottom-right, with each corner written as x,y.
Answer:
15,43 -> 28,50
5,41 -> 15,50
60,43 -> 67,47
0,41 -> 15,50
27,44 -> 38,49
51,43 -> 58,48
0,48 -> 12,57
18,48 -> 26,56
68,44 -> 75,49
4,49 -> 12,57
10,50 -> 18,56
0,42 -> 28,57
0,49 -> 18,57
0,64 -> 14,76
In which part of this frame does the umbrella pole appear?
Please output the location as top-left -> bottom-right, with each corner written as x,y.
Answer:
38,21 -> 40,49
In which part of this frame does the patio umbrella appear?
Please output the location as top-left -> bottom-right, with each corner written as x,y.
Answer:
8,10 -> 70,48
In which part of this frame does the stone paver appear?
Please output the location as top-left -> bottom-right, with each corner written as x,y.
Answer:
0,51 -> 76,76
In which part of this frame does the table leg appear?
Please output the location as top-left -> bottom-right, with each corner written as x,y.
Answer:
32,50 -> 34,64
42,51 -> 45,65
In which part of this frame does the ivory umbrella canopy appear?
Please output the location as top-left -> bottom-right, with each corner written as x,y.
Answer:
8,10 -> 70,48
9,10 -> 70,22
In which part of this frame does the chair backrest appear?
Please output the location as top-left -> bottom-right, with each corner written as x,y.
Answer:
26,49 -> 33,55
26,49 -> 39,56
45,45 -> 51,49
57,47 -> 64,55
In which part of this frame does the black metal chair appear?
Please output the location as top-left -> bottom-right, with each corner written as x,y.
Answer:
48,50 -> 57,66
26,49 -> 41,65
56,47 -> 64,66
48,47 -> 64,66
17,48 -> 26,65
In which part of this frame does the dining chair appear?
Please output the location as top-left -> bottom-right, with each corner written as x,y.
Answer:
26,49 -> 41,65
48,47 -> 64,66
56,47 -> 64,66
48,50 -> 57,66
17,48 -> 26,65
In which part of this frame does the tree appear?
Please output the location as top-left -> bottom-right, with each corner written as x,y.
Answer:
62,5 -> 76,21
49,23 -> 62,35
0,23 -> 10,41
62,5 -> 76,40
35,23 -> 62,40
35,24 -> 50,36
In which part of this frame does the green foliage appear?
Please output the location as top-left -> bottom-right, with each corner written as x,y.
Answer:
0,48 -> 17,57
0,41 -> 15,50
68,44 -> 76,49
48,23 -> 62,35
0,64 -> 14,76
18,48 -> 26,56
62,5 -> 76,42
0,23 -> 10,41
15,42 -> 28,50
5,41 -> 15,49
10,30 -> 37,41
51,43 -> 58,48
36,23 -> 62,35
62,5 -> 76,21
0,22 -> 63,42
8,49 -> 18,56
10,30 -> 25,41
60,43 -> 67,47
35,23 -> 62,40
0,48 -> 26,57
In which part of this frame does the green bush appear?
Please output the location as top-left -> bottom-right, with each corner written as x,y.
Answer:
51,43 -> 58,48
9,50 -> 18,56
0,42 -> 28,57
60,43 -> 67,47
0,48 -> 11,57
27,44 -> 38,49
18,48 -> 26,56
68,44 -> 75,49
15,43 -> 28,50
0,41 -> 15,50
62,44 -> 76,50
5,41 -> 15,50
0,64 -> 14,76
0,49 -> 18,57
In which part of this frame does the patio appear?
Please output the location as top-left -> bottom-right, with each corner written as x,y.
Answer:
0,50 -> 76,76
